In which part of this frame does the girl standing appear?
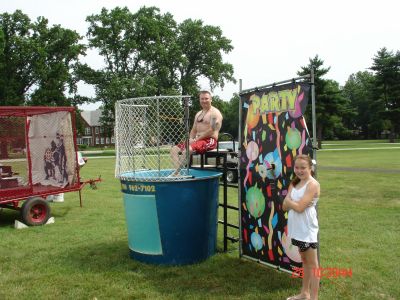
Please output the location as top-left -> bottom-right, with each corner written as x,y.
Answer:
283,155 -> 320,300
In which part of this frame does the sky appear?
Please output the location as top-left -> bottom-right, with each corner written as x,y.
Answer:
3,0 -> 400,110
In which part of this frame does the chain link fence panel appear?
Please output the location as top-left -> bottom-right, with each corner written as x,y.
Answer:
115,95 -> 192,181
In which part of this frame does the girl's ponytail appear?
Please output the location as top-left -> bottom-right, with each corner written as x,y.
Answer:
291,174 -> 301,186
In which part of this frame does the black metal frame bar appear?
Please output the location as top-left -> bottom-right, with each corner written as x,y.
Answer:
190,133 -> 239,252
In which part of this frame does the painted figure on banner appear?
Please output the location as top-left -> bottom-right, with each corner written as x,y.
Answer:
44,144 -> 56,180
55,132 -> 67,183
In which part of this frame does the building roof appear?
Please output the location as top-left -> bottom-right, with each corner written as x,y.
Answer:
81,109 -> 102,127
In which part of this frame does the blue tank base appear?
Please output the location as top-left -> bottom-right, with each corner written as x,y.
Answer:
121,169 -> 221,266
129,249 -> 214,266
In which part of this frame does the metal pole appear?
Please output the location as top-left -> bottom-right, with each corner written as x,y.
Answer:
223,152 -> 228,252
114,103 -> 120,177
184,97 -> 190,175
130,105 -> 136,172
79,189 -> 83,208
238,78 -> 243,258
156,98 -> 161,175
157,97 -> 161,173
310,68 -> 320,267
240,75 -> 310,95
311,68 -> 317,177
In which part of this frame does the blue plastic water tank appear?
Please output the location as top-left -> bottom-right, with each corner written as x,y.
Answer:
120,169 -> 222,265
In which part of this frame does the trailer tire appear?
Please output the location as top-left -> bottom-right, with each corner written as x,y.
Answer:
21,197 -> 51,226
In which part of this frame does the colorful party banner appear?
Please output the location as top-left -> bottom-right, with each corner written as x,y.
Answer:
239,81 -> 313,273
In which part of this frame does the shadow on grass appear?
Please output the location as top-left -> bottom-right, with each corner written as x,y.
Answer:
64,240 -> 298,299
0,208 -> 19,227
50,205 -> 73,218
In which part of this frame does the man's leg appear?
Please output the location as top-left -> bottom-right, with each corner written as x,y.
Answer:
170,145 -> 192,175
170,145 -> 182,171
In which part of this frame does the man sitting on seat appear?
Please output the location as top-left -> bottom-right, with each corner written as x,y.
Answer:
170,90 -> 223,175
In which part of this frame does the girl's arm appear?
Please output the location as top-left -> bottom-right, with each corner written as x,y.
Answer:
282,185 -> 293,211
284,181 -> 319,213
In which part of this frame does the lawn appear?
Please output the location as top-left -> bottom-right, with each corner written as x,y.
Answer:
0,140 -> 399,299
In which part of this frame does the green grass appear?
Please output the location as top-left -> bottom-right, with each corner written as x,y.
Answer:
315,141 -> 400,299
321,140 -> 400,150
317,148 -> 400,170
0,140 -> 399,299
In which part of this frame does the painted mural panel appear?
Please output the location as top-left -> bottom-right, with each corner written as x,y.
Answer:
239,82 -> 313,273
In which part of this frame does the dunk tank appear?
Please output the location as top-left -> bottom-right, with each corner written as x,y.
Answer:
0,106 -> 99,226
115,95 -> 222,265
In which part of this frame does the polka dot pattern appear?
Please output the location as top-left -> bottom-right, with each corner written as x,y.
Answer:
291,238 -> 318,252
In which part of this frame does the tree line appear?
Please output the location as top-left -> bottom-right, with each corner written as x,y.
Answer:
1,8 -> 399,144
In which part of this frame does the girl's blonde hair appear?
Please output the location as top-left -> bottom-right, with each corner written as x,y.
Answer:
291,154 -> 314,186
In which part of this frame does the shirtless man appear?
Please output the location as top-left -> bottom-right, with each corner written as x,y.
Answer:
170,90 -> 223,175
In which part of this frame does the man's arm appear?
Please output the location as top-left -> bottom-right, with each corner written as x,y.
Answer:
196,109 -> 223,140
189,112 -> 199,143
211,112 -> 222,131
190,126 -> 197,140
190,112 -> 200,138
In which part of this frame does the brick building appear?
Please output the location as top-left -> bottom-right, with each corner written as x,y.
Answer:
77,110 -> 114,147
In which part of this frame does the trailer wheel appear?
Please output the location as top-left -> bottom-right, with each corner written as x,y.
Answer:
21,197 -> 51,226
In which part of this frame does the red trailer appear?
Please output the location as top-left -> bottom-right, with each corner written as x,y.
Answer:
0,106 -> 100,225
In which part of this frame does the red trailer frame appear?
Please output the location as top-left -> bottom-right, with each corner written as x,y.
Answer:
0,106 -> 101,225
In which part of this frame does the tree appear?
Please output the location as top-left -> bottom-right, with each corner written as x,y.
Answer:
0,10 -> 36,105
28,18 -> 87,106
83,6 -> 182,131
370,47 -> 400,142
0,10 -> 87,107
0,10 -> 87,156
342,71 -> 380,138
177,19 -> 235,96
178,19 -> 235,122
82,6 -> 235,128
297,55 -> 353,147
220,93 -> 240,139
322,80 -> 355,140
0,11 -> 87,106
